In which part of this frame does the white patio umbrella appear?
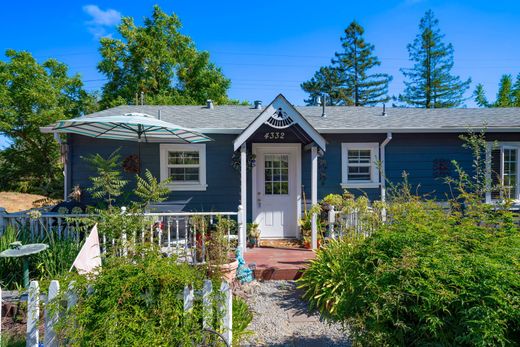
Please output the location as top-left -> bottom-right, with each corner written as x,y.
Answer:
43,112 -> 212,172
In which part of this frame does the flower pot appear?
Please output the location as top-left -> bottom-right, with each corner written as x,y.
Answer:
213,259 -> 239,283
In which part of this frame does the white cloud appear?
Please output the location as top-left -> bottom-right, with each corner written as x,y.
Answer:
83,4 -> 121,39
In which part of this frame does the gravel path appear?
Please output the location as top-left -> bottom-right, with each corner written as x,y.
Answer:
237,280 -> 350,346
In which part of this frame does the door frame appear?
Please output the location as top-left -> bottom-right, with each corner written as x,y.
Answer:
252,143 -> 302,238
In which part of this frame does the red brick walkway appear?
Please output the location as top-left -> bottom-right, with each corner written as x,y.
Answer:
244,246 -> 315,280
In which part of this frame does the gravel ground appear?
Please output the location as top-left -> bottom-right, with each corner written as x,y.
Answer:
237,280 -> 351,346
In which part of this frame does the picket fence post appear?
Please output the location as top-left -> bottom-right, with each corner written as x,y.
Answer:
202,280 -> 212,329
220,281 -> 232,345
44,280 -> 60,347
27,281 -> 39,347
183,285 -> 194,312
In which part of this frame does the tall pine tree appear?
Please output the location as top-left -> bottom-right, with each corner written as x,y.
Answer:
301,66 -> 343,105
398,10 -> 470,108
301,21 -> 392,106
474,74 -> 520,107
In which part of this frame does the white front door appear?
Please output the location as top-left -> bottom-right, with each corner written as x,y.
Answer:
253,144 -> 301,238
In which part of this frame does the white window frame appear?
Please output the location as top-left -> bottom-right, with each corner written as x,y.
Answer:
341,142 -> 380,189
486,142 -> 520,203
160,144 -> 207,191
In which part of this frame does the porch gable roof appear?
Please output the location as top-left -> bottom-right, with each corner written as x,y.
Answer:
232,94 -> 327,151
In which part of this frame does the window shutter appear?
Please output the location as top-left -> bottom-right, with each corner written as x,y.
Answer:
490,148 -> 502,200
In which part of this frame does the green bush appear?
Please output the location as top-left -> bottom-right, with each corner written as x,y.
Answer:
298,202 -> 520,346
53,250 -> 250,346
0,225 -> 82,289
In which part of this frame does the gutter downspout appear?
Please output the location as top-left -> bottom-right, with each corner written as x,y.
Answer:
380,132 -> 392,220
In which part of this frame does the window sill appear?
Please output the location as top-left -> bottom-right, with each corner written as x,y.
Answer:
340,182 -> 380,189
166,184 -> 208,191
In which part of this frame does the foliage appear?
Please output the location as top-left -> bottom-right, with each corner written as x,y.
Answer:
82,149 -> 128,207
134,168 -> 172,207
302,21 -> 392,106
0,50 -> 97,197
247,223 -> 260,238
97,5 -> 231,108
0,224 -> 82,289
232,297 -> 254,345
398,10 -> 471,108
299,215 -> 519,346
298,132 -> 520,346
206,217 -> 236,271
53,251 -> 217,346
474,73 -> 520,107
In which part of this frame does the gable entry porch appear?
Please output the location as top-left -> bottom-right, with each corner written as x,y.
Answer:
234,95 -> 326,251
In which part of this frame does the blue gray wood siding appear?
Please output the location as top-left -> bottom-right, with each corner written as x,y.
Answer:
69,134 -> 240,212
69,131 -> 519,218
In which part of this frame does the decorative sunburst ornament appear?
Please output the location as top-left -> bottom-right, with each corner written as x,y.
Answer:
265,107 -> 294,129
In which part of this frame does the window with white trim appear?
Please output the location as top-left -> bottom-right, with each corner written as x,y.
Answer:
487,143 -> 520,201
160,144 -> 207,191
341,143 -> 380,188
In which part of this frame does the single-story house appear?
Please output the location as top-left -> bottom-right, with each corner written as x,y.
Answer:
45,94 -> 520,239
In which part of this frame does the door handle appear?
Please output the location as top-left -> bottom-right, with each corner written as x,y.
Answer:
257,198 -> 261,208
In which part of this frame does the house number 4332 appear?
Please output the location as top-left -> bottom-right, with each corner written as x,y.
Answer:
264,132 -> 285,140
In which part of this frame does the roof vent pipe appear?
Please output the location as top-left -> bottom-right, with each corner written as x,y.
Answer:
254,100 -> 262,110
320,95 -> 327,118
207,99 -> 214,109
382,103 -> 387,116
157,109 -> 161,120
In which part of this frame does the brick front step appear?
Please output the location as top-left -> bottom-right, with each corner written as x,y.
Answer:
244,246 -> 315,281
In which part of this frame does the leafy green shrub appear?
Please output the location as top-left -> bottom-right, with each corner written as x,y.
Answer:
53,250 -> 237,346
232,297 -> 253,346
298,202 -> 520,346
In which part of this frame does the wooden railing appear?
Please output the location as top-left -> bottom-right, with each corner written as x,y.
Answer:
0,207 -> 244,263
327,206 -> 380,239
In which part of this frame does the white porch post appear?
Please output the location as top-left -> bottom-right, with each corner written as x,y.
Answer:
240,143 -> 247,251
311,145 -> 318,250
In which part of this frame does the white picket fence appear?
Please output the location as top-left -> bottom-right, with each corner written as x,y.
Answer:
0,279 -> 232,346
0,208 -> 244,263
327,205 -> 379,238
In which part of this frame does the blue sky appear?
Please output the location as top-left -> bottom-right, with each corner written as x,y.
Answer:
1,0 -> 519,148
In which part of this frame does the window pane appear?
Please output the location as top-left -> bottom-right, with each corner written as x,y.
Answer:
503,148 -> 517,199
169,167 -> 199,182
265,154 -> 289,195
348,150 -> 371,164
348,166 -> 371,181
168,151 -> 199,165
265,182 -> 273,194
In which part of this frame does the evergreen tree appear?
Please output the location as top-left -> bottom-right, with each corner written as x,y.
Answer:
301,66 -> 343,105
398,10 -> 470,108
98,5 -> 231,108
301,21 -> 392,106
474,74 -> 520,107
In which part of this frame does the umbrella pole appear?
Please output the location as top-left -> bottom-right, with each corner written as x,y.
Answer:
138,137 -> 141,174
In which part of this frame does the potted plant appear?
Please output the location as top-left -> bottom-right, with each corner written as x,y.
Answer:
247,223 -> 261,248
206,217 -> 239,282
299,204 -> 324,249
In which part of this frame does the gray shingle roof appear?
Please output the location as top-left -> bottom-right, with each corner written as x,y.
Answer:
83,105 -> 520,133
